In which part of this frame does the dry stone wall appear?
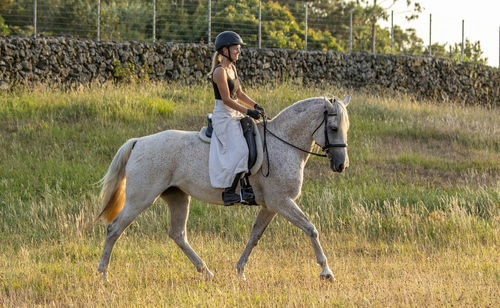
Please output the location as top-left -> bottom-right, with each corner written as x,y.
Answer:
1,36 -> 498,105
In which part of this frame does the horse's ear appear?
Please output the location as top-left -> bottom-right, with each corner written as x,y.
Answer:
342,95 -> 351,107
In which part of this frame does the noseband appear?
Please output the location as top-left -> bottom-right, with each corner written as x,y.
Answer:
261,98 -> 347,177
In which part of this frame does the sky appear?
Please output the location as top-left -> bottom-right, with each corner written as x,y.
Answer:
379,0 -> 499,67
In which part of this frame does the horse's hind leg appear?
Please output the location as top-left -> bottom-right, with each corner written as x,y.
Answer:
236,207 -> 276,280
270,198 -> 334,281
162,187 -> 214,279
97,198 -> 153,280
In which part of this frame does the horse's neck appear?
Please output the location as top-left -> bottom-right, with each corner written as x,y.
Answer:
267,98 -> 324,153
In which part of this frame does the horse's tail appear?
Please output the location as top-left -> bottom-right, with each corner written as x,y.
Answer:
97,138 -> 138,223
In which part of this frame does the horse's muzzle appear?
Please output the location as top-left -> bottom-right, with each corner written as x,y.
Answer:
330,159 -> 345,172
328,150 -> 348,173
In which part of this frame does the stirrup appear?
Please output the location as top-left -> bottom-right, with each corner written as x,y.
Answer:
223,172 -> 244,206
240,186 -> 256,205
240,175 -> 257,205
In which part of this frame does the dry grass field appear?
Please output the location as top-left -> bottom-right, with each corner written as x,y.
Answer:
0,83 -> 498,306
1,235 -> 498,306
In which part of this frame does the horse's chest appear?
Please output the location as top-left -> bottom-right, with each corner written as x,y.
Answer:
271,169 -> 304,198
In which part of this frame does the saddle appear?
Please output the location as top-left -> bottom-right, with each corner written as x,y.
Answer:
199,114 -> 263,175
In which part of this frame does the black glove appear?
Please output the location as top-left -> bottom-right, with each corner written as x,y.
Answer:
254,104 -> 265,113
247,108 -> 261,120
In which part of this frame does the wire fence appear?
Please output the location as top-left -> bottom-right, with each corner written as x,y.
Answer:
2,1 -> 498,67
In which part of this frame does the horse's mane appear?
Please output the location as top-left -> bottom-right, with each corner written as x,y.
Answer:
262,97 -> 349,134
269,97 -> 325,122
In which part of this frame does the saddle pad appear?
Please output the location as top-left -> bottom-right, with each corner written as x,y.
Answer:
199,121 -> 263,175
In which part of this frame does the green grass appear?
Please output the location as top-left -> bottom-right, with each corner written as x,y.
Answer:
0,82 -> 498,305
0,82 -> 498,243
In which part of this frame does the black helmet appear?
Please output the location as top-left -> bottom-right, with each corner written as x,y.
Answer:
215,31 -> 246,51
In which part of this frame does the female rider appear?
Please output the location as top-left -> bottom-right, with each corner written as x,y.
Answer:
208,31 -> 264,206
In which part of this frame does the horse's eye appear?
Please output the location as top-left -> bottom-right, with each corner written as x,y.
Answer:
329,125 -> 338,132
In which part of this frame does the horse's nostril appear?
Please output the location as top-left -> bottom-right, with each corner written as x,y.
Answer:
338,163 -> 344,171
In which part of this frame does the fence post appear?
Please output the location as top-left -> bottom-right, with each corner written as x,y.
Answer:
97,0 -> 100,41
349,8 -> 352,53
208,0 -> 211,44
304,4 -> 308,50
429,13 -> 432,57
152,0 -> 156,42
33,0 -> 37,37
258,0 -> 262,48
391,10 -> 393,55
461,20 -> 464,62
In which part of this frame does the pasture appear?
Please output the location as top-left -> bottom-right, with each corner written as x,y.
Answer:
0,82 -> 499,306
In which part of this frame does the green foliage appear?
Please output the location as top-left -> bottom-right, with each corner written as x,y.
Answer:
420,39 -> 487,64
447,39 -> 487,65
98,1 -> 150,41
258,1 -> 343,51
392,26 -> 424,54
112,59 -> 136,83
112,59 -> 150,83
0,14 -> 9,35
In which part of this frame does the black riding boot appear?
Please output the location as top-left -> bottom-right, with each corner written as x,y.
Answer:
222,172 -> 243,206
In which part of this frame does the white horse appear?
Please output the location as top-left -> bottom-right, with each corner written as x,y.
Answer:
97,95 -> 351,281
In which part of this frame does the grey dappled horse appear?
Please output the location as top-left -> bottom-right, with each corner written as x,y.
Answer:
97,96 -> 351,281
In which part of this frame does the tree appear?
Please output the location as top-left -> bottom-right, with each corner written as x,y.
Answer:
45,0 -> 96,38
393,26 -> 424,55
0,0 -> 33,35
418,39 -> 487,64
190,0 -> 343,51
443,39 -> 487,64
271,0 -> 424,54
422,42 -> 447,58
356,0 -> 422,53
100,1 -> 152,41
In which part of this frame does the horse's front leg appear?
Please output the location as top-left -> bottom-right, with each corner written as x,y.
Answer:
236,207 -> 276,280
269,198 -> 334,281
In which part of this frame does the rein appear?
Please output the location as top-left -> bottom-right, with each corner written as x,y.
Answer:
260,98 -> 347,177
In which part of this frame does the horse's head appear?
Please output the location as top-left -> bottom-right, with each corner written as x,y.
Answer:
313,96 -> 350,173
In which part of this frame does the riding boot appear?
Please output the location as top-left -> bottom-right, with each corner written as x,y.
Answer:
240,174 -> 257,205
222,172 -> 243,206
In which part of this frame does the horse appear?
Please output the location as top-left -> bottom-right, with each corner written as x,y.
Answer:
97,95 -> 351,281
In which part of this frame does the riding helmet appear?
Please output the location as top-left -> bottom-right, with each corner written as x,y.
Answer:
215,31 -> 246,51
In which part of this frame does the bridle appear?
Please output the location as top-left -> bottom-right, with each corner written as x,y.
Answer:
261,98 -> 348,177
311,99 -> 348,151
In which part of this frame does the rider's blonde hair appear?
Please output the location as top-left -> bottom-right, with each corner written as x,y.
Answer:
208,52 -> 222,78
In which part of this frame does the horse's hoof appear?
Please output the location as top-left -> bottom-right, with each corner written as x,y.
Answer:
237,273 -> 247,281
320,273 -> 335,282
97,270 -> 108,282
99,271 -> 108,281
97,264 -> 108,281
204,268 -> 215,281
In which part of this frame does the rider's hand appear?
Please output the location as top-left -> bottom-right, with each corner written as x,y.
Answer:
247,108 -> 261,120
254,104 -> 265,113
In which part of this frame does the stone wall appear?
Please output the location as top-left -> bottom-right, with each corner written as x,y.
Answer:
1,36 -> 498,105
